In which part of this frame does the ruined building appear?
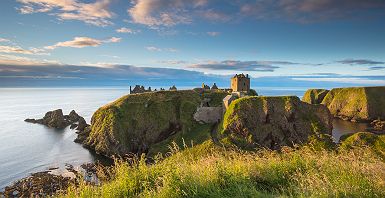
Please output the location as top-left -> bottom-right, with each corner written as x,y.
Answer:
231,73 -> 250,93
130,85 -> 152,94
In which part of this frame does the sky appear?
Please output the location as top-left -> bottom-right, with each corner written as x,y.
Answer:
0,0 -> 385,87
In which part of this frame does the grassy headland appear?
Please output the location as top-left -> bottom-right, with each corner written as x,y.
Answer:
62,136 -> 385,198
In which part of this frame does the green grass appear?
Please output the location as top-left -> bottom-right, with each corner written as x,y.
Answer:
147,123 -> 213,156
321,87 -> 368,120
340,132 -> 385,159
61,140 -> 385,198
302,89 -> 329,104
85,90 -> 202,156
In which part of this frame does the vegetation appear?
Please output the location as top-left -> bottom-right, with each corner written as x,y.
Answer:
85,90 -> 203,156
62,139 -> 385,198
302,89 -> 329,104
340,132 -> 385,159
221,96 -> 332,150
61,91 -> 385,198
321,86 -> 385,121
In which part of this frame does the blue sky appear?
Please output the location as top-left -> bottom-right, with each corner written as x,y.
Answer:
0,0 -> 385,87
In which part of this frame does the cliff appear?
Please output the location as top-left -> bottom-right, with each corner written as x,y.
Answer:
302,89 -> 329,104
221,96 -> 333,150
81,90 -> 227,157
321,86 -> 385,122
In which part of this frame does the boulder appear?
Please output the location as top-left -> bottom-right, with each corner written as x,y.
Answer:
222,96 -> 333,150
302,89 -> 329,104
321,86 -> 385,122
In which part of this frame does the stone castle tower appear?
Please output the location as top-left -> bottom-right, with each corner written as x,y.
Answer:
231,74 -> 250,92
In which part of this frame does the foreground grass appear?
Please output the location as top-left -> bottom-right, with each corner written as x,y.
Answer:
62,140 -> 385,198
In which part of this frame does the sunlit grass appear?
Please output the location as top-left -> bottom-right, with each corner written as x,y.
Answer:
60,138 -> 385,198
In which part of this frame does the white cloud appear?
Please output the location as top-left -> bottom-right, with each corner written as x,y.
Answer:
207,31 -> 220,36
0,38 -> 10,42
0,54 -> 58,65
0,45 -> 48,55
105,37 -> 122,43
146,46 -> 177,52
116,27 -> 140,34
45,36 -> 121,50
128,0 -> 207,27
16,0 -> 114,26
146,46 -> 162,51
292,77 -> 385,85
158,60 -> 187,65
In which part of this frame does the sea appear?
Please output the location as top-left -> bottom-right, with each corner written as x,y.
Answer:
0,87 -> 369,189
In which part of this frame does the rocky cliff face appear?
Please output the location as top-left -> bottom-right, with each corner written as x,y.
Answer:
321,86 -> 385,122
81,90 -> 203,157
222,96 -> 333,150
302,89 -> 329,104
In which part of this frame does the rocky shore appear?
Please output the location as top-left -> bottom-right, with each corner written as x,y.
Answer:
0,163 -> 103,197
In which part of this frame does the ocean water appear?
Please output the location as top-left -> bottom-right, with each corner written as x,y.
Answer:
0,87 -> 367,189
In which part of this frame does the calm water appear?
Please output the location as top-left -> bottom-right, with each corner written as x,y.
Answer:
0,87 -> 367,189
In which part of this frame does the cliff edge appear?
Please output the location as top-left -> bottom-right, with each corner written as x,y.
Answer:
221,96 -> 333,150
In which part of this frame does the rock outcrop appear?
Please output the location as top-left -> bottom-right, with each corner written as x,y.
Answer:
302,89 -> 329,104
222,96 -> 333,150
80,90 -> 204,157
321,86 -> 385,122
25,109 -> 88,129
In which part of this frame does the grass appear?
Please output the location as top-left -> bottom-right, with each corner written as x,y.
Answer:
302,89 -> 329,104
321,87 -> 368,120
61,137 -> 385,198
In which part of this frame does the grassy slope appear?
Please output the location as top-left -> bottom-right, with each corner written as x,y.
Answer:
302,89 -> 329,104
321,87 -> 368,120
340,132 -> 385,159
86,90 -> 202,156
365,86 -> 385,119
62,139 -> 385,198
86,90 -> 230,156
221,96 -> 331,149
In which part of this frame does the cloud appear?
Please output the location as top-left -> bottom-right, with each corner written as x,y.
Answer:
146,46 -> 177,52
0,45 -> 48,55
0,38 -> 10,42
127,0 -> 385,27
207,32 -> 220,36
158,60 -> 187,65
0,62 -> 213,87
105,37 -> 122,43
337,59 -> 385,65
116,27 -> 140,34
292,77 -> 385,85
128,0 -> 209,27
45,36 -> 120,50
16,0 -> 114,26
240,0 -> 385,23
0,54 -> 59,65
189,60 -> 281,72
368,66 -> 385,70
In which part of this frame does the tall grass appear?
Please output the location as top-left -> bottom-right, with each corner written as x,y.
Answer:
62,141 -> 385,198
